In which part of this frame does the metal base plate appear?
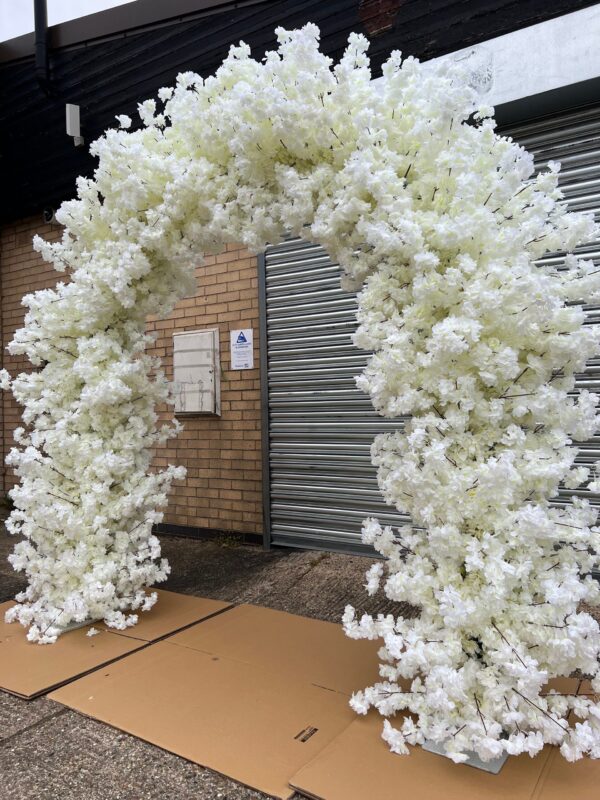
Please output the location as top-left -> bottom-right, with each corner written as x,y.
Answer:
57,618 -> 100,633
422,739 -> 509,774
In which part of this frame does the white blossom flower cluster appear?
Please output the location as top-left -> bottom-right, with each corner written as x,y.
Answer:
2,23 -> 599,761
1,320 -> 185,642
337,53 -> 600,763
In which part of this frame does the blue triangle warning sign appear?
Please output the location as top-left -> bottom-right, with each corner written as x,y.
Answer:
236,331 -> 248,343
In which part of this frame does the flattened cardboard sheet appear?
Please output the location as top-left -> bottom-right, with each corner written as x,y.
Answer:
291,689 -> 600,800
538,745 -> 599,800
168,603 -> 380,696
289,710 -> 556,800
100,589 -> 232,642
0,601 -> 144,700
50,640 -> 356,800
576,679 -> 597,698
542,677 -> 583,696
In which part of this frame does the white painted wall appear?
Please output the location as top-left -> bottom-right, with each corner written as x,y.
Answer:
423,4 -> 600,106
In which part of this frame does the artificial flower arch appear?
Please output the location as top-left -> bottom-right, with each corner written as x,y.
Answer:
2,25 -> 599,763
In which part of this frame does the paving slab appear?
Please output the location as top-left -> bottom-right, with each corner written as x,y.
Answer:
158,535 -> 409,621
0,708 -> 268,800
0,693 -> 64,742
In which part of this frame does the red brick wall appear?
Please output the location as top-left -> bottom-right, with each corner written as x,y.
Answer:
0,218 -> 63,497
149,243 -> 263,536
0,217 -> 263,537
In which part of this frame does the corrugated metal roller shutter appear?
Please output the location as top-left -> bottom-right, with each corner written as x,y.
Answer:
263,240 -> 407,552
263,102 -> 600,553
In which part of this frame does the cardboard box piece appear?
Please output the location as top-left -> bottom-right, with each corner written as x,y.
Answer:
50,640 -> 357,800
40,598 -> 599,799
538,745 -> 599,800
99,589 -> 232,642
290,680 -> 598,800
51,604 -> 384,798
0,600 -> 144,700
0,590 -> 231,699
168,603 -> 381,695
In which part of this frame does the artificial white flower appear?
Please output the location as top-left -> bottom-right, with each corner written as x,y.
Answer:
0,369 -> 11,391
1,23 -> 598,762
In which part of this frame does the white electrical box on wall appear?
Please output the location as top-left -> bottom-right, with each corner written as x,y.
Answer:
172,328 -> 220,415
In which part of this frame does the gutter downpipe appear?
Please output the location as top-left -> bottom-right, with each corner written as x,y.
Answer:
34,0 -> 51,95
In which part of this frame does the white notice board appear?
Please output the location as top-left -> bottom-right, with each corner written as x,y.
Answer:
230,328 -> 254,370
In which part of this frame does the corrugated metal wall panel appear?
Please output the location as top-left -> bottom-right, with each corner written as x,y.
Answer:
264,102 -> 600,552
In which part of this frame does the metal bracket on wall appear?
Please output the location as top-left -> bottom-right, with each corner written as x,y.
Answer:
66,103 -> 84,147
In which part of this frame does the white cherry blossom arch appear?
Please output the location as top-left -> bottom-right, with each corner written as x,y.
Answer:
2,25 -> 600,763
